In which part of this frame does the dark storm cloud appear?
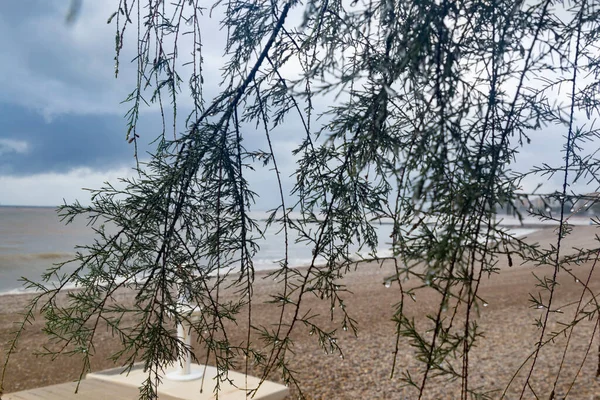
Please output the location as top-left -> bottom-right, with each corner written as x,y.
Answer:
0,1 -> 305,205
0,1 -> 138,117
0,102 -> 157,176
0,1 -> 178,176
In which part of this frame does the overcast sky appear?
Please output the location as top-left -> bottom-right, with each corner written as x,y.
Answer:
0,1 -> 296,207
0,1 -> 586,207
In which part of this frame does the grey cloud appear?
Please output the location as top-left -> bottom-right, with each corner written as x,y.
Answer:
0,1 -> 181,119
0,102 -> 157,176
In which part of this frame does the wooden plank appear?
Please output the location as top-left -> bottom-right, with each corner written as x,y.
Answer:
4,379 -> 182,400
3,389 -> 46,400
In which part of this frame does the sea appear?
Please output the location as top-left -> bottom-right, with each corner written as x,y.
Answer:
0,206 -> 392,295
0,206 -> 542,295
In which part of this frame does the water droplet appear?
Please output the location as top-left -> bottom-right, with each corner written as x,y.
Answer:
384,281 -> 391,288
536,304 -> 545,309
185,17 -> 193,26
339,354 -> 344,359
483,303 -> 489,307
570,208 -> 575,212
331,306 -> 335,311
575,278 -> 580,283
384,85 -> 398,97
528,207 -> 534,213
309,330 -> 314,336
556,308 -> 562,313
545,206 -> 552,213
410,293 -> 416,301
425,279 -> 431,286
343,325 -> 348,331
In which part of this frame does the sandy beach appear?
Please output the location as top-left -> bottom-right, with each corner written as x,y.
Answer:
2,225 -> 600,399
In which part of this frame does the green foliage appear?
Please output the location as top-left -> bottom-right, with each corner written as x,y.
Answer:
3,0 -> 600,399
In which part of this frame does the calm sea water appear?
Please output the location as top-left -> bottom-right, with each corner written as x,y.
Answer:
0,206 -> 397,294
0,206 -> 541,295
0,206 -> 95,294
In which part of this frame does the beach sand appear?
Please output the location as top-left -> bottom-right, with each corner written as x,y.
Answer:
2,225 -> 600,399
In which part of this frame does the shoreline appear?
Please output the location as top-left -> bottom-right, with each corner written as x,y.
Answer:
0,223 -> 559,297
1,215 -> 593,297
